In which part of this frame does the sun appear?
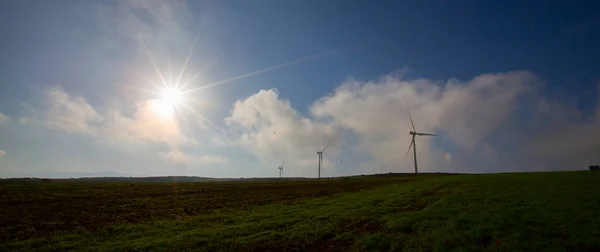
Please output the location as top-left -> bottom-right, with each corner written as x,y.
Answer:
161,87 -> 183,106
151,86 -> 184,118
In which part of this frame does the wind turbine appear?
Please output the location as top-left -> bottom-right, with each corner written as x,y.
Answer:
317,144 -> 328,178
405,111 -> 437,174
278,163 -> 284,178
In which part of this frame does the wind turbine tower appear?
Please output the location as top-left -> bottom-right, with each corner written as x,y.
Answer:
317,144 -> 328,178
278,163 -> 284,178
405,111 -> 438,174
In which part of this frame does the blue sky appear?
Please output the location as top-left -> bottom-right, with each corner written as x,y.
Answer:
0,0 -> 599,178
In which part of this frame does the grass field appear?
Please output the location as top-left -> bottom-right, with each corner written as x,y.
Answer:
1,171 -> 599,251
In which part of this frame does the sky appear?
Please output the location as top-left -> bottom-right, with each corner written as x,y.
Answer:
0,0 -> 599,178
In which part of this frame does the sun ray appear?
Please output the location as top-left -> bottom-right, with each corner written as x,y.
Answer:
126,38 -> 353,150
124,65 -> 164,93
175,33 -> 200,89
176,17 -> 207,89
168,46 -> 173,86
139,36 -> 168,88
180,103 -> 222,134
179,60 -> 216,90
183,46 -> 355,94
175,95 -> 214,110
178,103 -> 233,144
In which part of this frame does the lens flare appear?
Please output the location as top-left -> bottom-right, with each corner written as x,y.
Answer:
444,153 -> 452,161
125,30 -> 349,143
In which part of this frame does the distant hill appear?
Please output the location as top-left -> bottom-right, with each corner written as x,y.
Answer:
0,172 -> 455,184
14,171 -> 133,179
0,176 -> 317,183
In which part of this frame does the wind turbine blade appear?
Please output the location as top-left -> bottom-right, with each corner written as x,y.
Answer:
408,110 -> 416,132
416,133 -> 438,136
322,144 -> 329,153
405,138 -> 414,157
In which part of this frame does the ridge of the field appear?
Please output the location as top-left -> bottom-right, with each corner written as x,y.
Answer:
0,172 -> 452,182
1,171 -> 599,251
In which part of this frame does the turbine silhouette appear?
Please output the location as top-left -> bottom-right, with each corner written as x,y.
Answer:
278,163 -> 284,178
317,144 -> 328,178
405,111 -> 438,174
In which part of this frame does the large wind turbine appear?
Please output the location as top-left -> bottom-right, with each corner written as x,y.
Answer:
317,144 -> 328,178
278,163 -> 284,178
405,111 -> 437,174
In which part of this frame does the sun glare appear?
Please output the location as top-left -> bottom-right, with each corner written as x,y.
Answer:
161,87 -> 183,107
150,86 -> 185,118
151,99 -> 175,118
126,33 -> 342,136
125,32 -> 347,137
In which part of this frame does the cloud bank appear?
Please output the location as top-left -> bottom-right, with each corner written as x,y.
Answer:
23,87 -> 195,149
226,71 -> 600,174
159,150 -> 228,166
8,70 -> 600,177
0,112 -> 9,125
225,89 -> 340,172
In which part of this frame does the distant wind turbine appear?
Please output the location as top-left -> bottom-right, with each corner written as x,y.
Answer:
317,144 -> 328,178
405,111 -> 438,174
278,163 -> 284,178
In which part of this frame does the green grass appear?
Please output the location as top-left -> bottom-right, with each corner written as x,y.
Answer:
1,171 -> 599,251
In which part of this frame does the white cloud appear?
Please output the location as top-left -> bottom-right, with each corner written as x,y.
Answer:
0,112 -> 10,125
197,155 -> 228,164
16,68 -> 599,176
307,71 -> 538,172
432,72 -> 539,149
0,150 -> 5,157
106,99 -> 196,147
26,87 -> 196,149
42,87 -> 104,135
225,70 -> 599,174
514,83 -> 600,168
159,150 -> 228,165
225,89 -> 341,174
